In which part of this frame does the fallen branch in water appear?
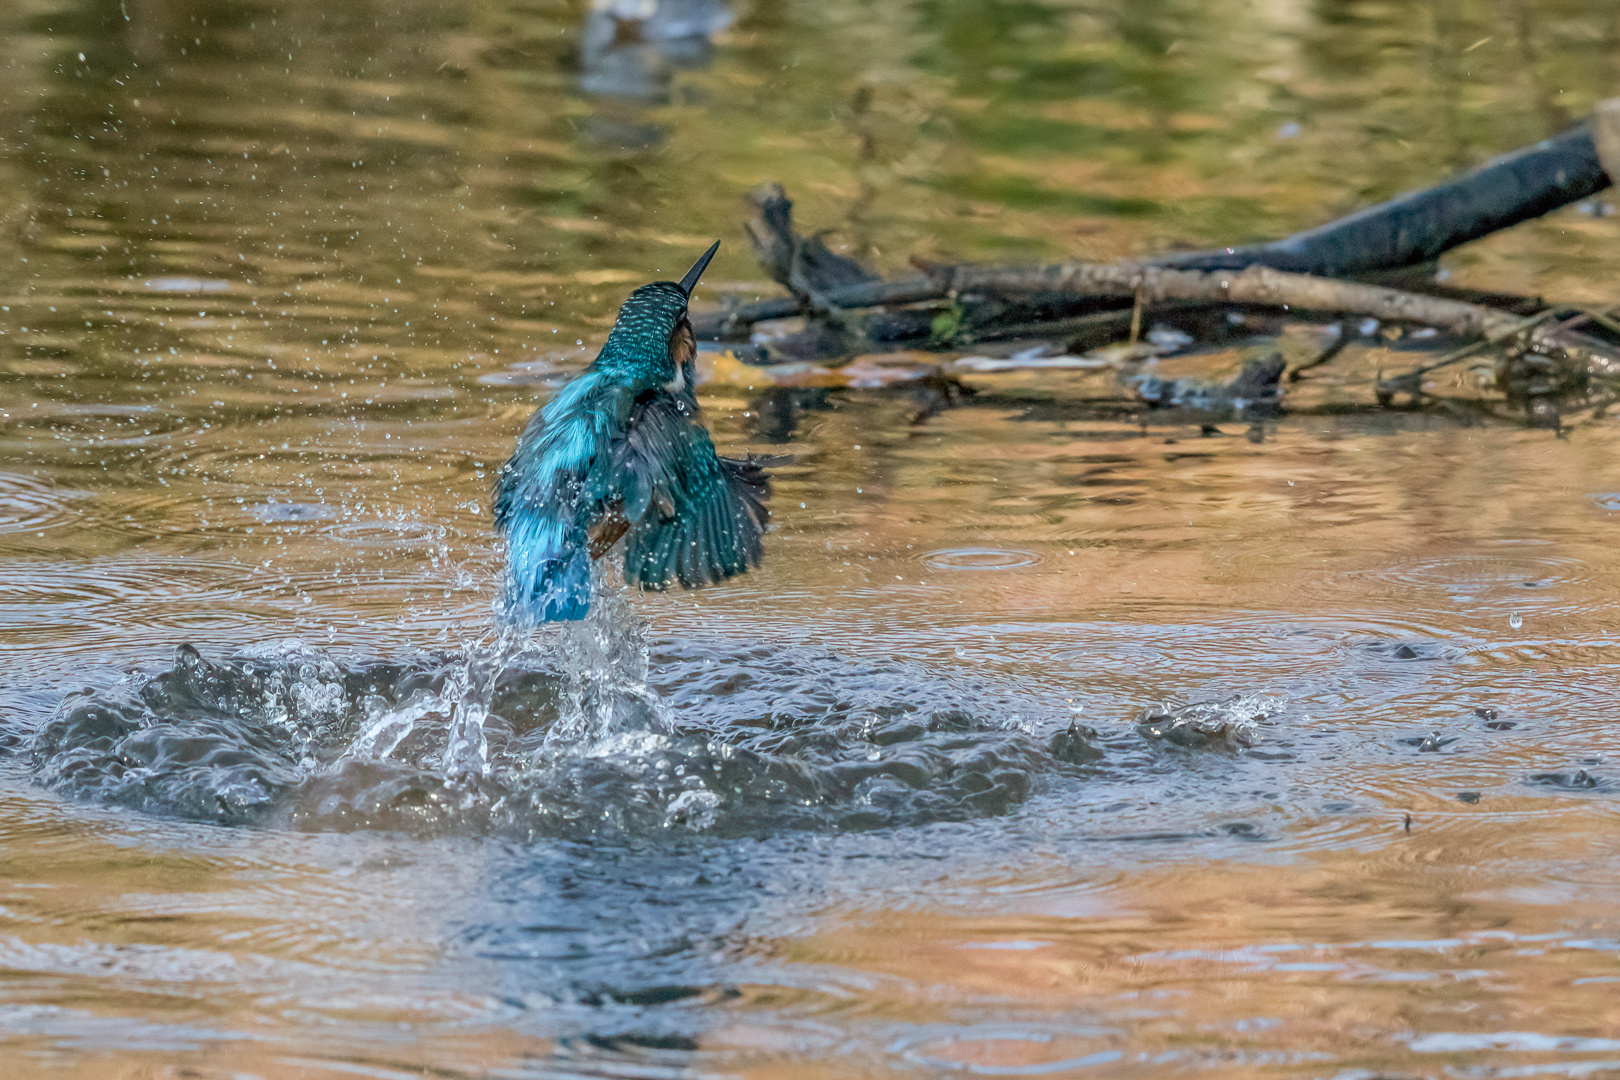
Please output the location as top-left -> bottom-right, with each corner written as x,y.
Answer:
714,213 -> 1620,382
917,260 -> 1522,337
692,101 -> 1620,422
1155,118 -> 1610,277
696,113 -> 1613,342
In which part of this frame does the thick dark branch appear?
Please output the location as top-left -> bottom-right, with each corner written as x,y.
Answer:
1156,122 -> 1610,277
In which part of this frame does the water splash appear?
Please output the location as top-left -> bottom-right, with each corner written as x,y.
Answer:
26,630 -> 1112,838
330,577 -> 674,792
330,626 -> 512,786
546,590 -> 674,751
440,626 -> 520,781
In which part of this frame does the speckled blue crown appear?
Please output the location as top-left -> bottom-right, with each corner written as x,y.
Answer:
594,281 -> 688,375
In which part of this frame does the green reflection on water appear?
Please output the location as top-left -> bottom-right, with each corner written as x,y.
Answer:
3,0 -> 1616,319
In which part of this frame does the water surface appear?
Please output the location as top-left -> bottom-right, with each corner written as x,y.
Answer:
3,1 -> 1620,1077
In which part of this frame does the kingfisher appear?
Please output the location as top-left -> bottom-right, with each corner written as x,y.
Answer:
494,242 -> 769,623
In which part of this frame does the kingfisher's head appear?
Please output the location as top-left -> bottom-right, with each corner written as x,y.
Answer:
595,241 -> 719,393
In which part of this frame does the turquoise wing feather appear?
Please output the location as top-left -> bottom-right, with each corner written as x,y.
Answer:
614,392 -> 769,591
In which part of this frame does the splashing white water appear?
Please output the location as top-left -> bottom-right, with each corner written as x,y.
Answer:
340,584 -> 672,781
439,623 -> 527,779
546,588 -> 674,750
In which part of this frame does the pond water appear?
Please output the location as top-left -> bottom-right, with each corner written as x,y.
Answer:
3,0 -> 1620,1077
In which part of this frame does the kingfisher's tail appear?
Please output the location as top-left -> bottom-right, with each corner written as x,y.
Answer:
499,514 -> 592,623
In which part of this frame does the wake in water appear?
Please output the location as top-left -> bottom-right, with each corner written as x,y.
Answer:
25,587 -> 1148,838
29,598 -> 1607,845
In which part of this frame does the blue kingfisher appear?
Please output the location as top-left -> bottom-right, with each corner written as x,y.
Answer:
494,242 -> 769,623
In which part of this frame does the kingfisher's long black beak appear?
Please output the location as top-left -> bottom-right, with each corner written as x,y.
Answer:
677,240 -> 721,297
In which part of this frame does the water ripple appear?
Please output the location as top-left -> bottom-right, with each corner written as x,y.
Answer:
0,473 -> 84,535
921,548 -> 1042,571
887,1024 -> 1122,1075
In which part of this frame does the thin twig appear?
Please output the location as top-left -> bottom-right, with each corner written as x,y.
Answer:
1375,308 -> 1564,402
1289,321 -> 1349,381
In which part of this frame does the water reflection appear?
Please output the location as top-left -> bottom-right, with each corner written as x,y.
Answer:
580,0 -> 733,150
584,0 -> 729,100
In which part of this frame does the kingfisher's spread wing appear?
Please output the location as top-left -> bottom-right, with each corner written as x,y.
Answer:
492,373 -> 634,622
613,391 -> 769,591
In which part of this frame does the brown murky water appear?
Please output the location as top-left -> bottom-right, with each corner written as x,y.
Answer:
3,1 -> 1620,1077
